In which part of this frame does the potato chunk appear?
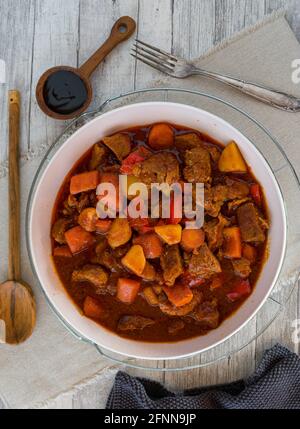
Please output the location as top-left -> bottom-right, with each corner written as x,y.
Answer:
218,141 -> 247,173
107,218 -> 132,248
121,244 -> 146,276
154,224 -> 182,245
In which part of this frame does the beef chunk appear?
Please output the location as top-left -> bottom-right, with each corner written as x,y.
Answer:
206,145 -> 221,163
174,133 -> 201,151
204,179 -> 249,217
203,214 -> 229,250
117,315 -> 155,331
168,319 -> 185,335
132,152 -> 179,186
102,133 -> 131,161
225,178 -> 249,199
91,249 -> 123,273
184,146 -> 211,183
160,245 -> 183,286
159,290 -> 203,316
228,197 -> 251,212
190,299 -> 220,329
237,202 -> 265,242
88,143 -> 107,170
72,265 -> 108,289
51,218 -> 71,244
189,243 -> 222,279
231,258 -> 252,278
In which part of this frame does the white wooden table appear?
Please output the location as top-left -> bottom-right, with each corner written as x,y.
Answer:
0,0 -> 299,400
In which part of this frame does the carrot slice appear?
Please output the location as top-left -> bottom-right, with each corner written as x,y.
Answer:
223,226 -> 242,259
65,226 -> 95,254
180,228 -> 205,252
148,123 -> 174,150
163,284 -> 193,307
53,246 -> 72,258
242,243 -> 257,263
117,278 -> 141,304
70,171 -> 100,195
83,296 -> 106,319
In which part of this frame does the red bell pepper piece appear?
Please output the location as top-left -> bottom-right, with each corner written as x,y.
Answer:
227,279 -> 251,302
250,183 -> 261,206
120,146 -> 151,174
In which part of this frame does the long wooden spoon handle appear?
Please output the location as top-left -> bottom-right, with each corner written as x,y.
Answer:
8,90 -> 21,281
79,16 -> 136,78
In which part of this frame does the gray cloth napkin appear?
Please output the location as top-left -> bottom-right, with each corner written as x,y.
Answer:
106,344 -> 300,409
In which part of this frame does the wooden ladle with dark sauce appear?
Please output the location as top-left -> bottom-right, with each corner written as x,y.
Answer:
36,16 -> 136,120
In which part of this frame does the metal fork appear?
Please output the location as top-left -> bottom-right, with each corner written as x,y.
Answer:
131,39 -> 300,112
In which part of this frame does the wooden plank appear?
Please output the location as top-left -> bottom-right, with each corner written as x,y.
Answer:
28,0 -> 80,154
78,0 -> 138,109
0,0 -> 35,162
134,0 -> 173,89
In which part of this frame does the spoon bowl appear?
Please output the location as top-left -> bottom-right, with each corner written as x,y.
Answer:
0,281 -> 36,344
36,16 -> 136,120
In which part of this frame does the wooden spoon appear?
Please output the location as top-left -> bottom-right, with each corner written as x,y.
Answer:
0,91 -> 36,344
36,16 -> 136,120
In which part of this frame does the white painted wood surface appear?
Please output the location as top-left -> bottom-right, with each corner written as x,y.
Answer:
0,0 -> 299,404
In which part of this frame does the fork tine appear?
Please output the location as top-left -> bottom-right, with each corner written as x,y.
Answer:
132,45 -> 175,71
135,38 -> 178,61
130,53 -> 172,75
133,42 -> 177,66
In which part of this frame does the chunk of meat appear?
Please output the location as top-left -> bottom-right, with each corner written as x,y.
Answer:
51,218 -> 71,244
174,133 -> 201,151
231,257 -> 252,278
168,319 -> 185,335
159,290 -> 203,316
204,179 -> 249,217
92,249 -> 123,273
190,299 -> 220,329
183,146 -> 211,183
189,243 -> 222,279
89,143 -> 107,170
237,202 -> 265,242
227,197 -> 251,212
72,265 -> 108,289
117,315 -> 155,331
203,214 -> 229,250
102,133 -> 131,161
160,245 -> 183,286
78,207 -> 98,232
132,152 -> 179,186
206,145 -> 221,163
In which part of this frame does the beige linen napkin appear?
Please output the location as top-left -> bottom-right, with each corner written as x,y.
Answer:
0,10 -> 300,409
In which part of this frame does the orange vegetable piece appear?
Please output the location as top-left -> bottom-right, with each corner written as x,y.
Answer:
107,218 -> 132,248
95,219 -> 112,234
163,284 -> 193,307
154,224 -> 182,245
117,278 -> 141,304
223,226 -> 242,259
65,226 -> 95,254
148,123 -> 174,150
242,243 -> 257,263
133,233 -> 163,259
83,296 -> 106,319
53,246 -> 72,258
180,228 -> 205,252
70,171 -> 99,195
121,244 -> 146,276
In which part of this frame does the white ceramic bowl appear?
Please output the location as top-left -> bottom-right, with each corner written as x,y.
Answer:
28,102 -> 286,360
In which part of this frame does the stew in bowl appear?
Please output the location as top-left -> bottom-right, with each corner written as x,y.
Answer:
51,122 -> 269,343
